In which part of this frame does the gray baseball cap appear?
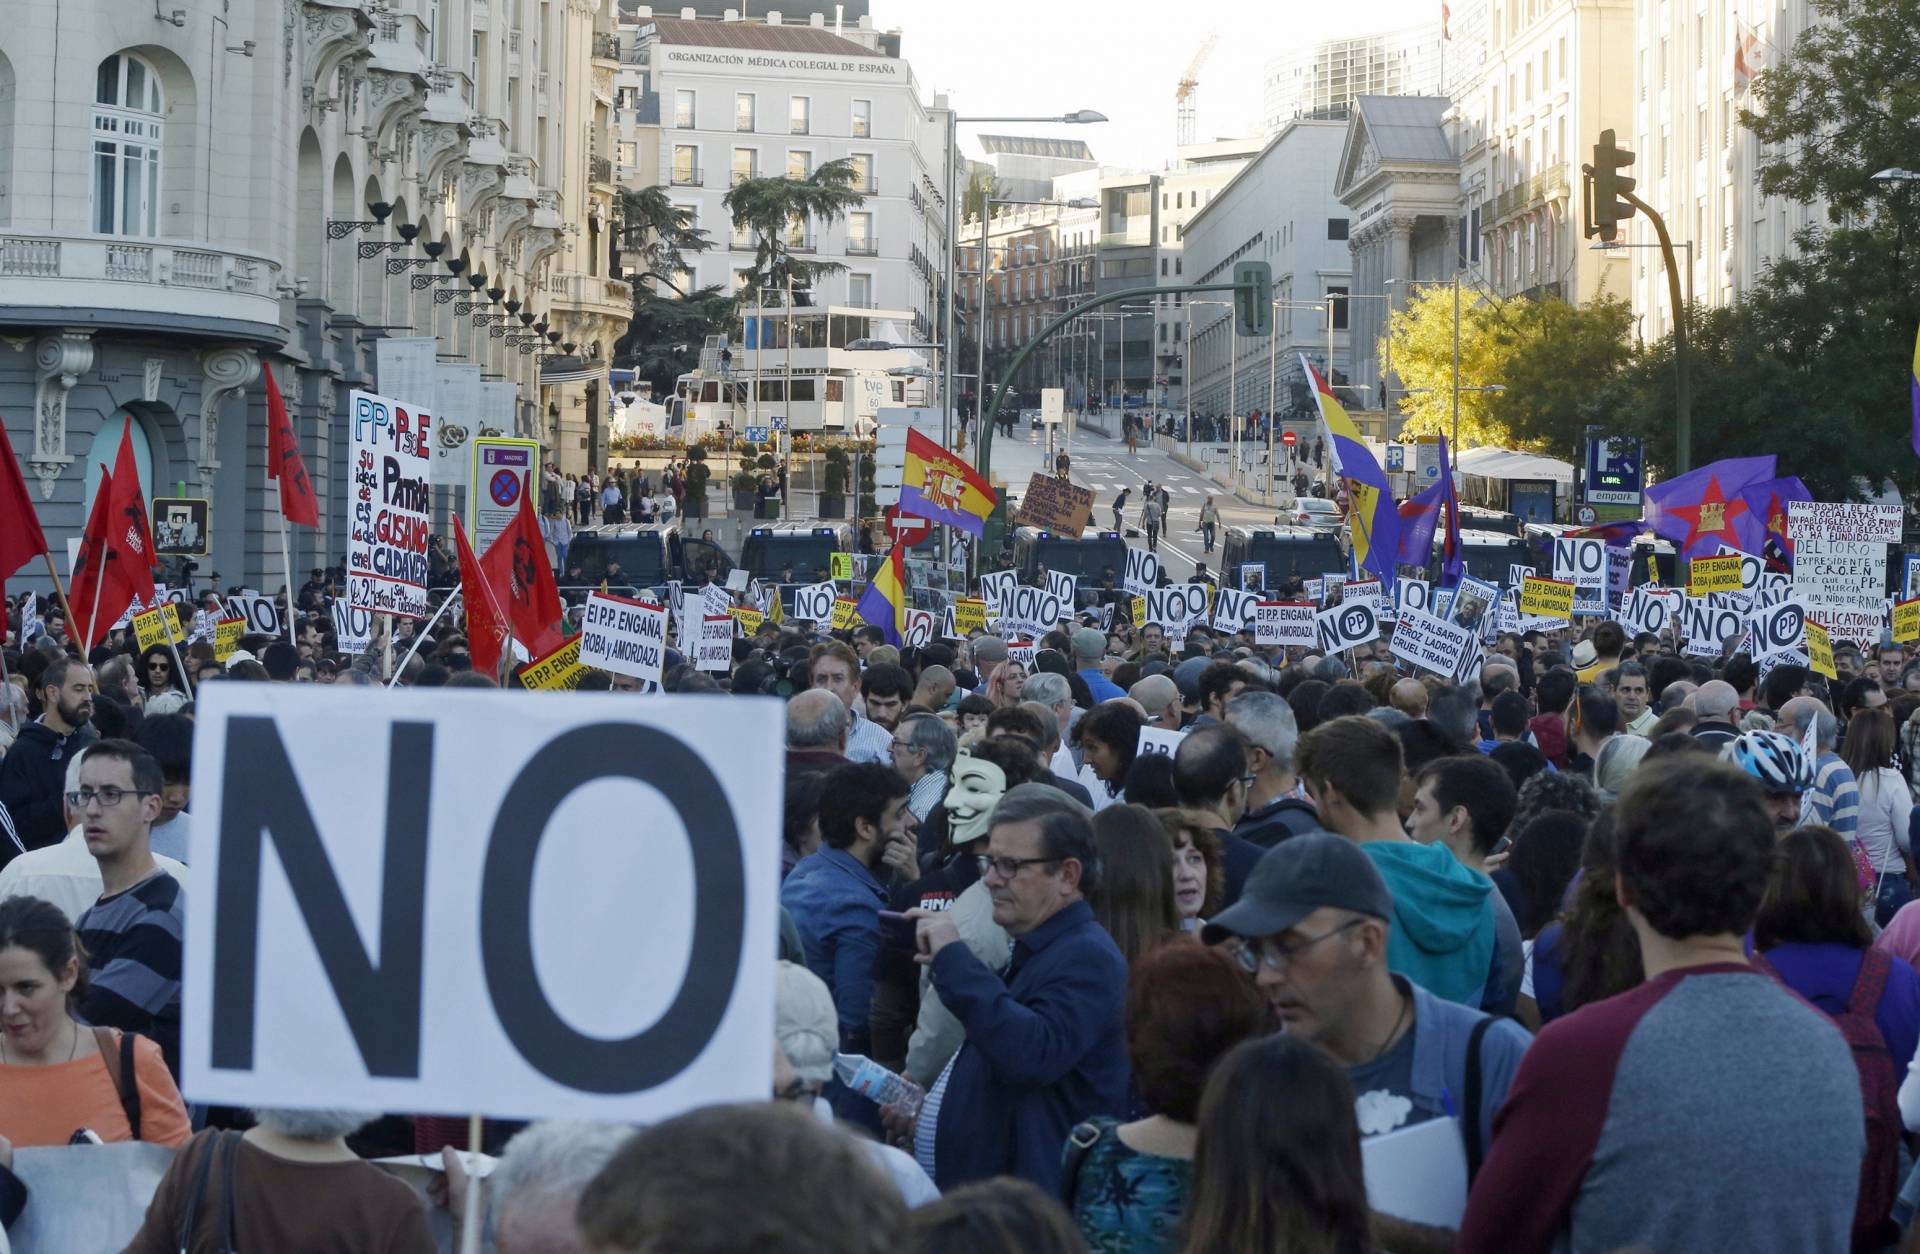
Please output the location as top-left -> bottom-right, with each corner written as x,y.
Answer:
1071,627 -> 1106,662
1201,832 -> 1394,945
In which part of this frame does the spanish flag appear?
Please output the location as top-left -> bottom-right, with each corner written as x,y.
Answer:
1302,354 -> 1400,587
900,428 -> 997,536
855,544 -> 907,645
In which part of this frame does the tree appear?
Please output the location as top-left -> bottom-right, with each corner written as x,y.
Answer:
1486,296 -> 1635,464
962,168 -> 997,224
722,158 -> 868,300
616,185 -> 713,286
612,284 -> 738,396
1381,284 -> 1521,449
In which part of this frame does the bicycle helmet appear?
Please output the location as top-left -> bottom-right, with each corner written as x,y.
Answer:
1728,729 -> 1815,794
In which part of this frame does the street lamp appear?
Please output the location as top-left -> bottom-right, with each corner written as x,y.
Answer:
1872,168 -> 1920,182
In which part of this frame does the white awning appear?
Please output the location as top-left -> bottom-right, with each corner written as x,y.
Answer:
1455,446 -> 1574,484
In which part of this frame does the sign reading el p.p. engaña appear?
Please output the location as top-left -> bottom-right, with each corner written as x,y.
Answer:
695,615 -> 733,671
579,592 -> 668,685
1253,601 -> 1316,648
1124,547 -> 1160,597
1315,602 -> 1379,654
182,685 -> 778,1123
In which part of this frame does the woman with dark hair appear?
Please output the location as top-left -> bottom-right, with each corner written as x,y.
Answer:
1840,706 -> 1915,924
0,896 -> 191,1147
138,642 -> 185,698
1753,825 -> 1920,1250
1088,805 -> 1181,965
1519,811 -> 1642,1030
782,771 -> 828,879
1156,809 -> 1226,928
1122,752 -> 1179,808
910,1178 -> 1087,1254
1063,943 -> 1269,1252
1501,810 -> 1590,939
1076,703 -> 1145,801
1180,1033 -> 1372,1254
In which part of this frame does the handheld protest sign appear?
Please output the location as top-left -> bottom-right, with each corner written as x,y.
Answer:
520,638 -> 588,691
1136,726 -> 1186,759
1314,601 -> 1379,655
695,615 -> 733,670
1239,563 -> 1266,594
182,685 -> 778,1123
903,609 -> 936,649
1254,601 -> 1316,648
1005,639 -> 1036,668
1748,600 -> 1808,660
978,569 -> 1018,618
1519,576 -> 1575,620
1213,588 -> 1257,633
792,581 -> 837,625
1687,554 -> 1743,596
1390,610 -> 1477,681
953,599 -> 988,637
213,617 -> 246,663
829,552 -> 853,582
830,598 -> 861,632
1894,597 -> 1920,645
579,593 -> 668,685
1395,578 -> 1432,620
1046,569 -> 1077,609
1805,621 -> 1837,679
1553,537 -> 1605,589
1130,595 -> 1147,629
332,602 -> 374,655
1124,548 -> 1160,597
225,594 -> 285,637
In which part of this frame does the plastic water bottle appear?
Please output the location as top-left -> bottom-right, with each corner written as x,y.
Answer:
833,1053 -> 924,1118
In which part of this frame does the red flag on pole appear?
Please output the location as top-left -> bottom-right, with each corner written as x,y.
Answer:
0,422 -> 48,581
478,491 -> 565,662
455,518 -> 510,679
105,419 -> 158,609
265,366 -> 319,527
69,467 -> 138,650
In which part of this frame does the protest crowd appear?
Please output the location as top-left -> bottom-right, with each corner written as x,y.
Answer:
3,390 -> 1920,1254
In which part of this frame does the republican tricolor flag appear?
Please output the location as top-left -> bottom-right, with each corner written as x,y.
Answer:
1302,354 -> 1400,588
856,544 -> 907,646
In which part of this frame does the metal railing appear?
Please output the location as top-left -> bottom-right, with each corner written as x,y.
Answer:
1487,165 -> 1570,223
670,165 -> 703,186
846,238 -> 878,256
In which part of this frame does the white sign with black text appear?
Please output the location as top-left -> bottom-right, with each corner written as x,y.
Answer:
1254,602 -> 1317,648
1124,547 -> 1160,597
578,592 -> 668,685
1315,602 -> 1380,655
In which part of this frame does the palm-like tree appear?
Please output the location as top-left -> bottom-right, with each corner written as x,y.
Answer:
617,185 -> 713,286
722,157 -> 867,302
612,284 -> 739,394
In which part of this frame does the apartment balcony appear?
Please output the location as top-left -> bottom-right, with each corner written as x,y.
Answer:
670,165 -> 703,187
785,236 -> 818,254
592,31 -> 621,63
731,169 -> 760,187
1486,165 -> 1571,225
0,234 -> 285,340
846,238 -> 879,256
554,271 -> 635,329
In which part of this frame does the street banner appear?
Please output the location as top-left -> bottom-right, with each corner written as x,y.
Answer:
1315,602 -> 1380,655
1254,601 -> 1317,648
579,592 -> 668,685
1789,501 -> 1902,642
347,389 -> 433,619
953,599 -> 988,637
1520,576 -> 1575,620
1687,554 -> 1744,596
520,638 -> 588,691
1124,547 -> 1160,597
695,615 -> 733,671
469,437 -> 540,556
181,685 -> 778,1123
1390,609 -> 1478,681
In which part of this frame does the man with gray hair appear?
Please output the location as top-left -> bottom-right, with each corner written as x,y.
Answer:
472,1120 -> 635,1253
1021,671 -> 1079,781
786,689 -> 849,772
1128,673 -> 1182,732
1224,691 -> 1322,848
891,712 -> 957,822
1779,696 -> 1859,841
1690,680 -> 1742,753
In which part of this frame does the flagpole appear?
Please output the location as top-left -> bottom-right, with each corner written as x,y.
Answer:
85,552 -> 112,651
160,600 -> 195,701
276,483 -> 297,648
385,593 -> 459,688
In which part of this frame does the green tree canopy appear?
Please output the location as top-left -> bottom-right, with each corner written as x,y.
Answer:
612,284 -> 738,396
722,158 -> 869,299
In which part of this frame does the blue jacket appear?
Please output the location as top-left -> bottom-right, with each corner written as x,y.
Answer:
1397,976 -> 1532,1153
780,847 -> 888,1052
1079,668 -> 1125,703
929,899 -> 1130,1192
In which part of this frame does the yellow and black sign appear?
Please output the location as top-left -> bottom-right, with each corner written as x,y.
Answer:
132,604 -> 188,652
213,617 -> 245,663
1519,576 -> 1575,620
1686,554 -> 1743,596
953,598 -> 988,637
730,606 -> 765,636
521,637 -> 587,690
1806,621 -> 1836,679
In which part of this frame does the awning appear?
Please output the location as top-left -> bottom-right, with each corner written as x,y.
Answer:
540,357 -> 604,386
1455,446 -> 1574,484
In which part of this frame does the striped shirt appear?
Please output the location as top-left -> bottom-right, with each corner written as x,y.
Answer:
76,870 -> 185,1078
1801,751 -> 1861,841
906,770 -> 948,823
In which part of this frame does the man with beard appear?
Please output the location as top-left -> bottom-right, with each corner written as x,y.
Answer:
0,657 -> 98,858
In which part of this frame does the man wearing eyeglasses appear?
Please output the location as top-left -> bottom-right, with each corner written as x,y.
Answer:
70,738 -> 186,1078
901,786 -> 1129,1195
1202,832 -> 1529,1253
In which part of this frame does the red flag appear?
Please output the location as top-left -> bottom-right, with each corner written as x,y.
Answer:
265,366 -> 319,527
69,467 -> 139,649
105,419 -> 157,609
478,492 -> 565,661
455,518 -> 509,678
0,421 -> 48,580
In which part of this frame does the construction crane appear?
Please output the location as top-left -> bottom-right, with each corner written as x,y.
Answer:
1175,33 -> 1218,147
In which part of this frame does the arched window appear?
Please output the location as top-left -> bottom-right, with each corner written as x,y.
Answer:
92,53 -> 164,237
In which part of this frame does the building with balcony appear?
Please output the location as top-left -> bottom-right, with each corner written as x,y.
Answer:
0,0 -> 628,588
1180,118 -> 1352,432
618,7 -> 950,343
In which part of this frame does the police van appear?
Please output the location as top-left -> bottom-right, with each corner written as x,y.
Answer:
1011,526 -> 1129,607
1219,526 -> 1347,592
738,524 -> 855,584
567,524 -> 734,591
1455,528 -> 1534,586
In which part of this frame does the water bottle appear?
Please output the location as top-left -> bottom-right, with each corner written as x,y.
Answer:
833,1052 -> 924,1118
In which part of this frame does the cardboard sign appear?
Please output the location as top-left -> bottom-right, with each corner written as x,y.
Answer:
1046,569 -> 1077,608
1135,726 -> 1187,759
1687,554 -> 1744,596
1254,601 -> 1317,648
829,552 -> 853,582
830,598 -> 861,632
1013,473 -> 1094,535
213,617 -> 245,663
695,615 -> 734,670
792,581 -> 837,625
978,569 -> 1019,618
1124,547 -> 1161,597
1748,600 -> 1808,660
132,604 -> 187,652
1790,501 -> 1899,642
1805,620 -> 1837,679
332,602 -> 374,655
347,388 -> 433,619
579,592 -> 668,684
1315,602 -> 1379,654
953,598 -> 988,637
1894,597 -> 1920,645
902,609 -> 936,649
520,637 -> 588,690
1519,576 -> 1575,620
225,594 -> 285,637
1390,610 -> 1478,681
1213,588 -> 1257,633
182,685 -> 778,1123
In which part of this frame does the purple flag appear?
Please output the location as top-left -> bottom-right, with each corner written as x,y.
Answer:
1642,455 -> 1777,560
1739,475 -> 1812,572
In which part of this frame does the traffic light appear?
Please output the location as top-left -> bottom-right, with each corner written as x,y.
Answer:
1588,129 -> 1637,242
1234,260 -> 1271,337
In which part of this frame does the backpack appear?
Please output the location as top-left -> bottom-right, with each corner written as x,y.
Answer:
1752,948 -> 1901,1248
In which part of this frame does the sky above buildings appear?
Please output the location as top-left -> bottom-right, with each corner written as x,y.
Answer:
881,0 -> 1447,169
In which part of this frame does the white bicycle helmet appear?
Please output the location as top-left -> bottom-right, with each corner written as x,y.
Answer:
1727,729 -> 1815,795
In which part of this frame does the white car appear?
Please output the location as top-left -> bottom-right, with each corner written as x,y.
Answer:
1290,497 -> 1343,529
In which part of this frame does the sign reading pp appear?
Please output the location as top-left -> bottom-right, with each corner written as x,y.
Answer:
182,686 -> 779,1123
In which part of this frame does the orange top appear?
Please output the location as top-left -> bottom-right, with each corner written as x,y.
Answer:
0,1030 -> 192,1147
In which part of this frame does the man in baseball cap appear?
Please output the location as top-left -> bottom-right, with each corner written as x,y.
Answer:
1203,833 -> 1530,1195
